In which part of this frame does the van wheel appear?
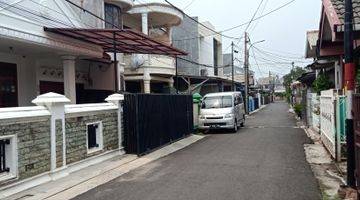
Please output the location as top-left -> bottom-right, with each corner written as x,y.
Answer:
232,119 -> 238,133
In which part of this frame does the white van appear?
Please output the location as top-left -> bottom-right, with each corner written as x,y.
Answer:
199,92 -> 245,132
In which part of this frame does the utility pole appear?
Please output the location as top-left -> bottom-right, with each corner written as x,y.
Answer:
344,0 -> 356,187
244,32 -> 249,114
231,41 -> 235,91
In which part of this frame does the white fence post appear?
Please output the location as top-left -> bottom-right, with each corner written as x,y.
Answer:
257,93 -> 261,107
106,94 -> 125,151
32,93 -> 70,173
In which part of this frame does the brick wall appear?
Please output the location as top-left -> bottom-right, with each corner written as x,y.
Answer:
65,111 -> 119,165
56,120 -> 63,168
0,118 -> 51,180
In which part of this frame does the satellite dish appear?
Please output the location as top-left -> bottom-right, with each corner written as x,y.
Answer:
130,54 -> 145,69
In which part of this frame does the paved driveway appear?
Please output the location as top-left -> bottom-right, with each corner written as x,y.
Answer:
73,102 -> 321,200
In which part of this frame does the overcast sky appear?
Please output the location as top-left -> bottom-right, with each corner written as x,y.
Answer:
139,0 -> 322,78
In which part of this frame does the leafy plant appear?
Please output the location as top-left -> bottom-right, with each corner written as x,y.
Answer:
283,67 -> 306,103
312,74 -> 331,94
293,103 -> 303,118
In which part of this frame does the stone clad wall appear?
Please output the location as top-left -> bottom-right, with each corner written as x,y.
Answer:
0,118 -> 51,180
65,111 -> 119,165
56,120 -> 63,168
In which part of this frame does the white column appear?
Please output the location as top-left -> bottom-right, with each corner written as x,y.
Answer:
257,93 -> 262,107
144,80 -> 151,94
32,93 -> 70,178
62,56 -> 77,104
169,78 -> 174,88
166,26 -> 172,44
105,94 -> 125,151
141,12 -> 148,35
141,12 -> 151,93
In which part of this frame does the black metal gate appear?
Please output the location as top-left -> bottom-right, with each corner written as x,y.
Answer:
123,94 -> 194,155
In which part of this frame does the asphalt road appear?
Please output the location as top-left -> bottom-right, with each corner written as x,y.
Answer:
73,102 -> 321,200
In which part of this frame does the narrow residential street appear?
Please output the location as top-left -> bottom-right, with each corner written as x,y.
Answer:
73,102 -> 321,200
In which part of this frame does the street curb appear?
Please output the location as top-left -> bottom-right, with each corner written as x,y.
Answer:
46,134 -> 205,200
248,105 -> 267,116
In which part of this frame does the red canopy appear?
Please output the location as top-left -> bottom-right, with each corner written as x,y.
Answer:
44,27 -> 187,56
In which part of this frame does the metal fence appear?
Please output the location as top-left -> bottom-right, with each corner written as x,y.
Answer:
318,90 -> 347,161
320,90 -> 337,158
306,93 -> 313,127
123,94 -> 194,155
311,93 -> 321,132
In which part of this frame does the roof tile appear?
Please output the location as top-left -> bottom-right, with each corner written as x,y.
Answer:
330,0 -> 360,24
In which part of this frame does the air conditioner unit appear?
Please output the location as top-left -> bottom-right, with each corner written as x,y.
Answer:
130,54 -> 145,70
200,69 -> 208,77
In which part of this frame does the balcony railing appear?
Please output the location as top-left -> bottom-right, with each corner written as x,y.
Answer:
124,54 -> 176,76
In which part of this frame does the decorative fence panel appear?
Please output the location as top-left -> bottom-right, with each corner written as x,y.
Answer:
311,93 -> 320,132
320,90 -> 336,159
336,96 -> 347,161
306,93 -> 313,127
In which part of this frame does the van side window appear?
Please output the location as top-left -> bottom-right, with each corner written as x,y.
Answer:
235,95 -> 243,105
238,95 -> 243,104
234,96 -> 238,105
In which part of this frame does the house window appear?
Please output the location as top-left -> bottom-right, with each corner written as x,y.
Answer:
86,122 -> 103,154
0,136 -> 17,182
104,3 -> 123,29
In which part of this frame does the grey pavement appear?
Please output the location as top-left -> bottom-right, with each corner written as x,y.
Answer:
72,102 -> 321,200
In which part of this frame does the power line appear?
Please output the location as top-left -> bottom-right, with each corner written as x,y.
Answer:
134,0 -> 217,50
0,1 -> 74,28
28,0 -> 97,28
245,0 -> 265,32
183,0 -> 196,10
177,56 -> 230,69
253,46 -> 305,60
250,48 -> 265,76
173,0 -> 296,42
249,0 -> 269,33
165,0 -> 242,40
252,47 -> 309,65
221,0 -> 296,33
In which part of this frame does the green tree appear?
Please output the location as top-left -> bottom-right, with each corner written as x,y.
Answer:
283,67 -> 306,102
283,67 -> 306,88
312,74 -> 331,94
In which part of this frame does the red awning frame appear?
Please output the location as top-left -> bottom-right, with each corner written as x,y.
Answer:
44,27 -> 187,56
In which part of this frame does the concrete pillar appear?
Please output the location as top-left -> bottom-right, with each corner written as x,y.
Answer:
105,94 -> 125,151
166,26 -> 172,44
32,92 -> 70,178
141,12 -> 148,35
144,80 -> 151,94
62,56 -> 77,104
169,78 -> 174,88
143,68 -> 151,93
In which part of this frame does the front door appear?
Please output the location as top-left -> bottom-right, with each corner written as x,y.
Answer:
0,62 -> 18,108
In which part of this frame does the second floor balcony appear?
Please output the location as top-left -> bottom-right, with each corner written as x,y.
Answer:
124,54 -> 176,77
